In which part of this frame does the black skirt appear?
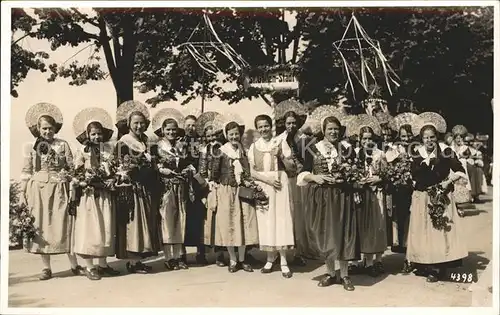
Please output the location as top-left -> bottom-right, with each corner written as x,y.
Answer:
302,184 -> 360,261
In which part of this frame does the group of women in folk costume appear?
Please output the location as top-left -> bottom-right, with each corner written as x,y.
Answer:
19,100 -> 473,287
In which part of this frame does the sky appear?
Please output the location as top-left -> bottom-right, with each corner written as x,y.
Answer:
9,8 -> 303,180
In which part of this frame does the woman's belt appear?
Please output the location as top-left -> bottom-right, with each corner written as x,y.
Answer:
31,171 -> 70,183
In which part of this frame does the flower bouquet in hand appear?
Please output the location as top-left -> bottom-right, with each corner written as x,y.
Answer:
334,157 -> 367,205
342,157 -> 367,184
382,155 -> 413,189
115,154 -> 150,187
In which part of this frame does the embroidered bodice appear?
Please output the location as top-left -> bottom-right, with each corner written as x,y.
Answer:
199,142 -> 222,179
114,133 -> 158,187
303,140 -> 356,175
205,146 -> 250,187
154,139 -> 191,172
180,135 -> 201,170
21,138 -> 74,181
75,142 -> 114,170
412,143 -> 466,191
356,147 -> 387,177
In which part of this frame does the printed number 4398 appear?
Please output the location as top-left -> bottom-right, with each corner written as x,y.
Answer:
450,273 -> 473,282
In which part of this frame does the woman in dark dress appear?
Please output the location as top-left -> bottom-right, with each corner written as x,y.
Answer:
152,109 -> 196,271
355,123 -> 389,278
198,122 -> 227,267
407,113 -> 468,282
297,115 -> 359,291
386,114 -> 418,273
276,111 -> 310,266
114,102 -> 161,273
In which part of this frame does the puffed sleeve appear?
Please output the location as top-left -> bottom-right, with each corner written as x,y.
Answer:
445,147 -> 467,179
73,147 -> 85,172
297,143 -> 315,186
385,146 -> 399,163
247,143 -> 255,169
20,146 -> 34,182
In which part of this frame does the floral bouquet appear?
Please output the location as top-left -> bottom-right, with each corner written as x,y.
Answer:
9,181 -> 37,247
73,164 -> 113,192
329,157 -> 366,204
427,183 -> 452,231
115,154 -> 151,187
382,156 -> 413,189
240,170 -> 269,209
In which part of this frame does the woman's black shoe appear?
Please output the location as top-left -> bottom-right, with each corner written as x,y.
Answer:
196,254 -> 209,266
318,274 -> 336,287
366,265 -> 380,278
401,260 -> 413,274
281,267 -> 293,279
426,273 -> 439,283
228,262 -> 241,273
341,276 -> 355,291
84,267 -> 102,280
71,265 -> 84,276
39,268 -> 52,281
177,260 -> 189,270
98,265 -> 120,276
215,260 -> 226,267
292,255 -> 307,267
126,261 -> 152,274
164,259 -> 177,270
261,265 -> 273,274
241,262 -> 253,272
374,261 -> 385,274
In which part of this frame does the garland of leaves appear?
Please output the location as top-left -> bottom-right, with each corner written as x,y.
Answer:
427,183 -> 452,231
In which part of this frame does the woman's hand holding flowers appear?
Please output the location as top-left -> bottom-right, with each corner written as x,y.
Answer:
312,174 -> 336,185
159,167 -> 178,177
365,175 -> 382,185
104,178 -> 116,190
440,179 -> 452,190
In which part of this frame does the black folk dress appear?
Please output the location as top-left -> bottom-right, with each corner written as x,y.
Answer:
297,140 -> 360,262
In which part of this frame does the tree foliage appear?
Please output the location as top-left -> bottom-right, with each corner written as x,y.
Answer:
299,7 -> 493,132
11,7 -> 493,134
11,9 -> 49,98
